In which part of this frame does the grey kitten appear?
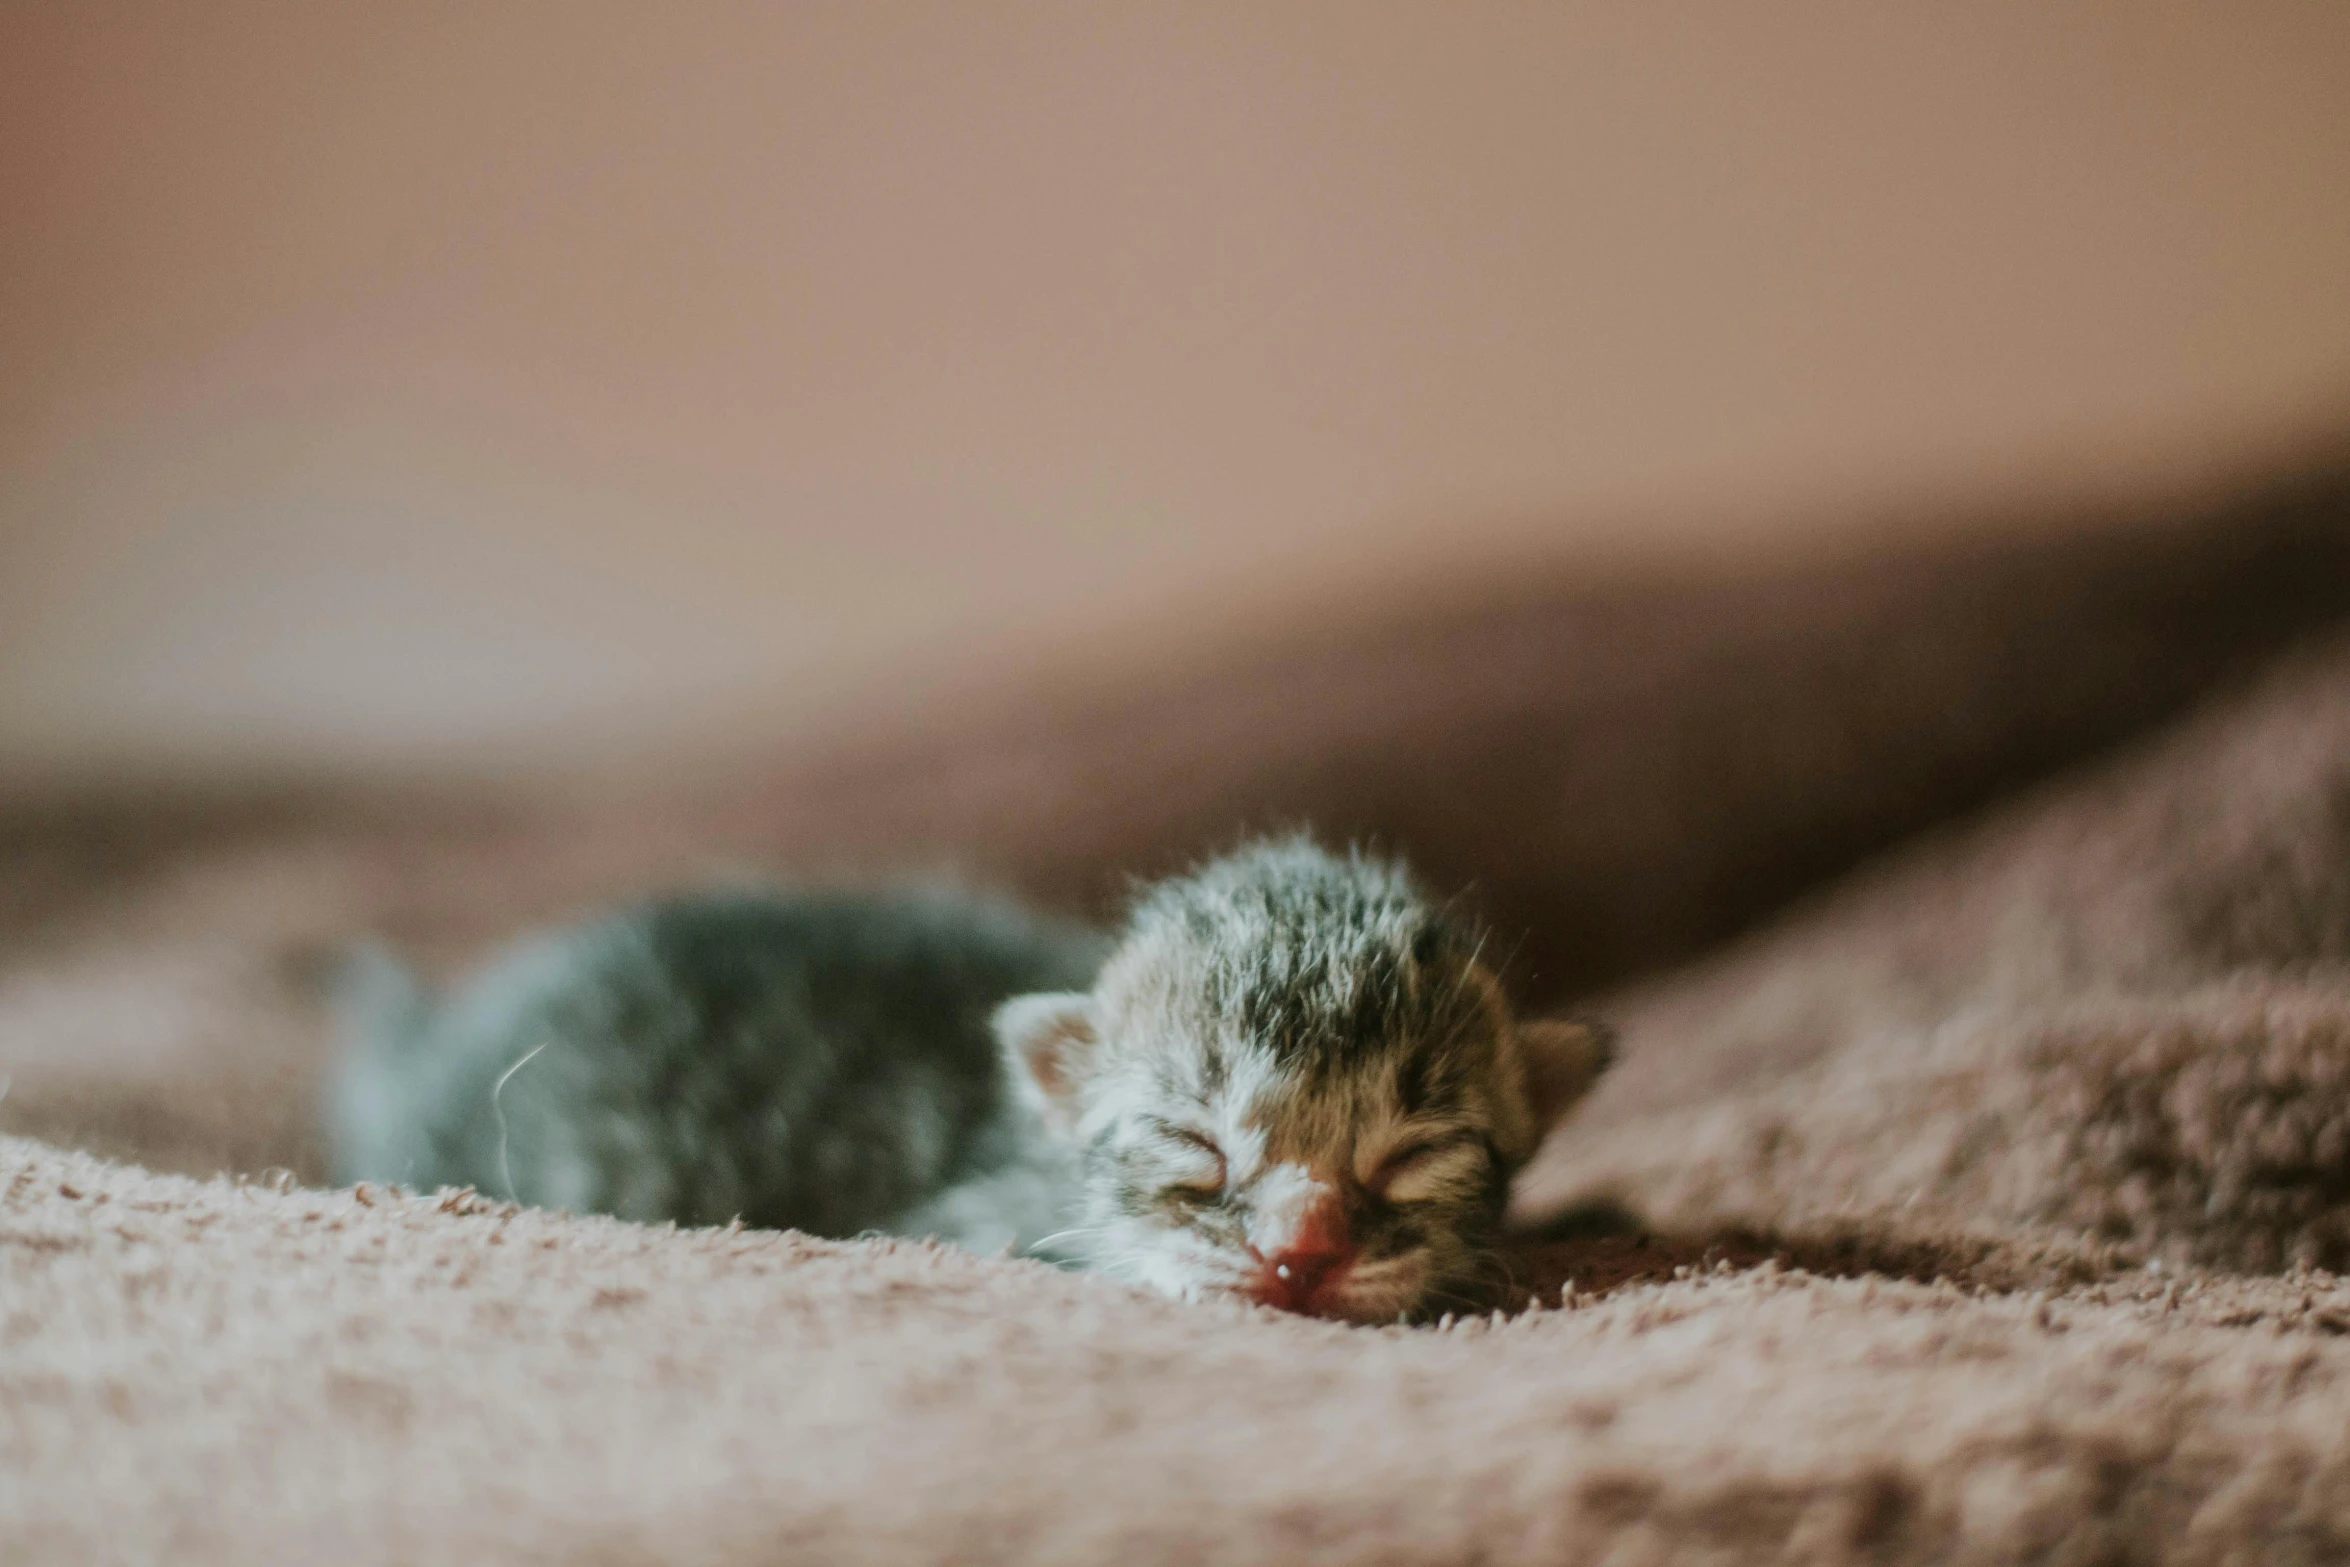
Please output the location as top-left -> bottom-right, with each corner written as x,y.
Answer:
330,839 -> 1611,1322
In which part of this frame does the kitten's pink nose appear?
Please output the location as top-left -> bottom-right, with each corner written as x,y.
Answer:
1250,1198 -> 1354,1314
1258,1245 -> 1351,1313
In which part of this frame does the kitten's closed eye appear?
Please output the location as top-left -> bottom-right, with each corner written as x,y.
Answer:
1373,1140 -> 1444,1179
1364,1131 -> 1482,1202
1151,1122 -> 1228,1197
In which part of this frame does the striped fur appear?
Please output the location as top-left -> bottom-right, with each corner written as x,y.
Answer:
997,837 -> 1611,1322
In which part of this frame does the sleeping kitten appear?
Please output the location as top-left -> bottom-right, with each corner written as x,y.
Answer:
995,837 -> 1612,1321
329,838 -> 1610,1322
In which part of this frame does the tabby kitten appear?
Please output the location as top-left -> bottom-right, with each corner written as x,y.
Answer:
995,837 -> 1611,1322
328,839 -> 1610,1323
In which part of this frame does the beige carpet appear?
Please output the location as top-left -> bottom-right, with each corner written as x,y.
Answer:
10,1130 -> 2350,1565
9,468 -> 2350,1563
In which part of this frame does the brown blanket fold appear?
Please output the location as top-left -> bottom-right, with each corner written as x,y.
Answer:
9,464 -> 2350,1563
1522,633 -> 2350,1280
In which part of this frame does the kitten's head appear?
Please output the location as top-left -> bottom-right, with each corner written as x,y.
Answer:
995,838 -> 1611,1323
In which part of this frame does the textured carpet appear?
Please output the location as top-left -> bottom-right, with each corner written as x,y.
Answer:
8,465 -> 2350,1563
10,1133 -> 2350,1565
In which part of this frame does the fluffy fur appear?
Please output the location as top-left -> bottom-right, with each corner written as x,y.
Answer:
996,837 -> 1612,1322
329,841 -> 1610,1321
329,886 -> 1106,1255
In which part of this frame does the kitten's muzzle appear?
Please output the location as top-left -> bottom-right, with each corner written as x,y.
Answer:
1244,1189 -> 1355,1316
1251,1246 -> 1354,1315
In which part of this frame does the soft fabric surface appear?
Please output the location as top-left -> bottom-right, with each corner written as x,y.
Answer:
10,1134 -> 2350,1565
8,465 -> 2350,1563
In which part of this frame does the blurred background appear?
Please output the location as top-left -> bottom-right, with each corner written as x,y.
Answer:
7,2 -> 2350,1181
6,1 -> 2349,789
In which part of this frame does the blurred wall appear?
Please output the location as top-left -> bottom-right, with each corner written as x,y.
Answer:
3,2 -> 2348,785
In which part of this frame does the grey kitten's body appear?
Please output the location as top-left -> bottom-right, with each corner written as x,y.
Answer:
330,887 -> 1106,1255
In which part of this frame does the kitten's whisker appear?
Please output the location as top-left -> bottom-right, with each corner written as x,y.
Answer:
489,1040 -> 551,1203
1414,1281 -> 1501,1316
1487,1249 -> 1526,1295
1026,1225 -> 1110,1255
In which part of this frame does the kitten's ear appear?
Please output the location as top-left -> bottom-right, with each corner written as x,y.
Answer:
993,991 -> 1103,1135
1515,1017 -> 1616,1134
